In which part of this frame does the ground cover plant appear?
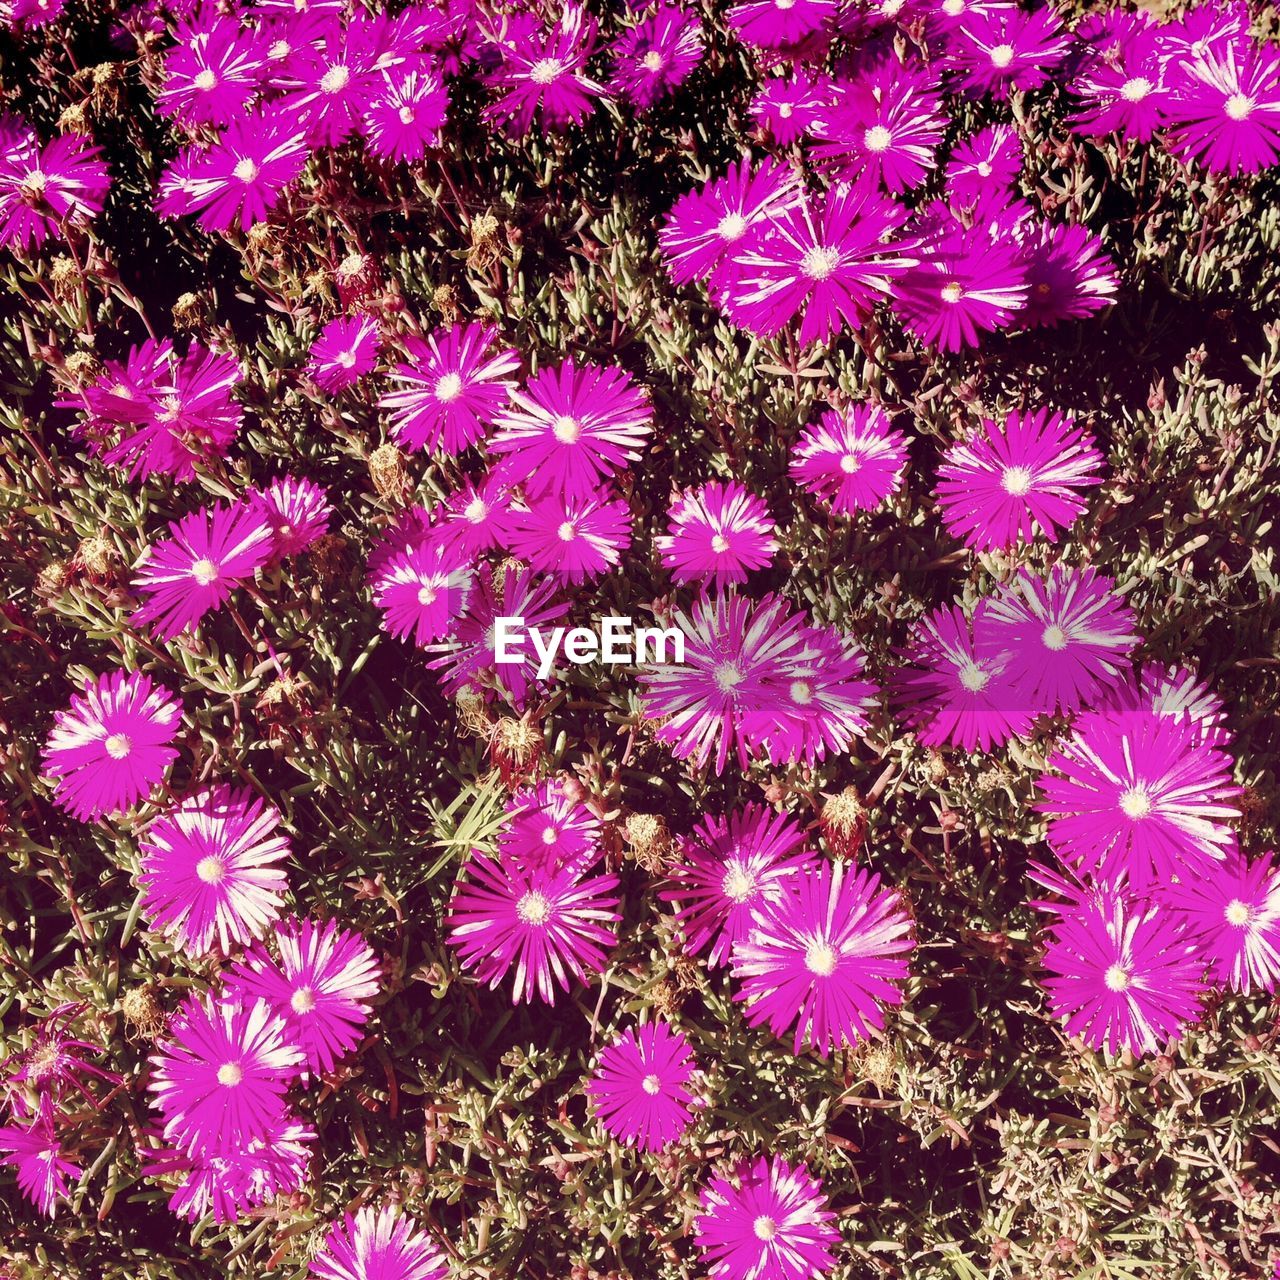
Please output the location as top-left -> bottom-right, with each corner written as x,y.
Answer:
1,0 -> 1280,1277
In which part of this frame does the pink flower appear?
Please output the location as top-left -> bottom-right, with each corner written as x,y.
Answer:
732,860 -> 915,1056
138,785 -> 291,956
0,124 -> 108,251
944,6 -> 1070,96
945,124 -> 1022,205
1017,222 -> 1119,328
790,403 -> 909,514
307,315 -> 381,393
251,475 -> 333,559
157,16 -> 264,128
310,1204 -> 447,1280
0,1120 -> 81,1217
750,72 -> 835,144
726,0 -> 837,49
373,543 -> 474,647
506,490 -> 632,584
657,480 -> 776,586
362,66 -> 449,163
586,1022 -> 697,1153
609,5 -> 704,111
41,670 -> 181,822
499,778 -> 602,875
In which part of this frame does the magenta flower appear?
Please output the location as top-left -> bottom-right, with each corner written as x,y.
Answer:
934,409 -> 1104,551
1017,222 -> 1119,328
661,805 -> 813,968
251,475 -> 333,559
1166,852 -> 1280,995
732,860 -> 914,1056
310,1205 -> 448,1280
695,1155 -> 839,1280
157,16 -> 264,127
1104,664 -> 1231,749
723,181 -> 916,343
1040,891 -> 1205,1056
226,917 -> 381,1076
811,58 -> 948,193
789,404 -> 909,514
277,16 -> 383,147
307,315 -> 381,393
1,1003 -> 120,1123
659,158 -> 803,288
138,785 -> 291,956
1165,42 -> 1280,175
380,322 -> 520,456
0,124 -> 108,251
891,602 -> 1031,753
0,1120 -> 81,1217
147,993 -> 304,1155
362,67 -> 449,163
945,124 -> 1022,205
1037,709 -> 1243,891
131,501 -> 274,641
586,1022 -> 697,1153
446,848 -> 621,1004
483,4 -> 605,136
657,480 -> 776,586
1069,20 -> 1169,143
750,72 -> 835,144
499,778 -> 601,876
726,0 -> 836,49
156,114 -> 309,233
506,490 -> 632,584
977,567 -> 1137,716
41,670 -> 181,822
945,6 -> 1070,96
373,543 -> 474,647
609,5 -> 704,111
419,474 -> 520,561
489,360 -> 653,502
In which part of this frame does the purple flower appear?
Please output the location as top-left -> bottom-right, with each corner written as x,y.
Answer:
726,0 -> 837,50
147,993 -> 304,1155
609,5 -> 704,111
978,567 -> 1136,716
277,16 -> 383,147
657,480 -> 776,586
0,1120 -> 81,1217
586,1022 -> 697,1153
661,805 -> 813,968
695,1155 -> 839,1280
1040,890 -> 1205,1056
307,315 -> 381,393
750,72 -> 835,144
131,501 -> 274,641
418,474 -> 520,561
41,670 -> 181,822
226,917 -> 382,1076
380,322 -> 520,456
1103,664 -> 1231,749
363,66 -> 449,163
1069,19 -> 1169,143
891,602 -> 1031,753
251,475 -> 333,559
138,785 -> 291,956
934,409 -> 1104,551
944,6 -> 1070,96
1,1004 -> 118,1123
157,16 -> 264,128
0,123 -> 108,251
373,543 -> 474,646
945,124 -> 1022,205
310,1205 -> 447,1280
1037,709 -> 1243,891
1017,222 -> 1119,328
789,403 -> 909,514
506,490 -> 632,584
499,778 -> 601,875
482,4 -> 605,136
732,860 -> 915,1056
489,360 -> 653,502
724,181 -> 916,343
446,849 -> 620,1005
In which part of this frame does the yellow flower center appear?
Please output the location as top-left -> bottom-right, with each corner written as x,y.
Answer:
190,557 -> 219,585
104,732 -> 132,760
516,891 -> 552,925
217,1061 -> 243,1086
805,941 -> 838,976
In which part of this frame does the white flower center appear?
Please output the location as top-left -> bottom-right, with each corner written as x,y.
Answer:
1225,898 -> 1252,927
1041,624 -> 1068,651
641,1072 -> 663,1094
805,941 -> 838,976
290,986 -> 317,1014
942,0 -> 965,13
398,105 -> 416,125
217,1061 -> 243,1086
541,826 -> 558,845
717,212 -> 748,241
1001,465 -> 1033,495
557,521 -> 577,542
641,50 -> 665,73
1120,76 -> 1153,102
464,498 -> 487,523
1103,963 -> 1130,992
714,661 -> 743,692
552,415 -> 581,443
190,557 -> 220,585
721,862 -> 757,902
710,533 -> 730,553
516,891 -> 552,925
232,158 -> 259,184
417,584 -> 437,606
754,1215 -> 779,1240
976,161 -> 992,176
957,661 -> 989,692
989,43 -> 1015,69
320,65 -> 351,94
777,102 -> 794,118
776,0 -> 795,8
530,58 -> 564,85
269,39 -> 291,60
193,69 -> 217,92
839,452 -> 861,474
435,372 -> 463,402
22,169 -> 47,198
1119,787 -> 1152,819
196,855 -> 226,884
1224,92 -> 1254,120
337,350 -> 357,368
789,679 -> 813,704
104,732 -> 132,759
863,124 -> 893,152
800,245 -> 841,281
940,281 -> 964,304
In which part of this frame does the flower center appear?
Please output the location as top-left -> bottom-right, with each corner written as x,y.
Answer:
1103,964 -> 1130,992
800,245 -> 841,281
552,415 -> 581,443
464,498 -> 487,523
290,986 -> 317,1014
196,855 -> 226,885
269,38 -> 290,60
193,68 -> 217,92
957,661 -> 989,693
417,584 -> 437,606
1041,624 -> 1068,651
778,102 -> 794,118
1225,898 -> 1253,927
976,161 -> 992,176
710,533 -> 730,553
717,212 -> 748,241
1120,76 -> 1153,102
320,64 -> 351,94
557,521 -> 577,542
233,158 -> 259,184
217,1061 -> 243,1086
940,281 -> 964,304
337,350 -> 357,368
721,862 -> 757,902
21,169 -> 47,199
863,124 -> 893,153
541,825 -> 558,845
529,57 -> 564,85
714,661 -> 743,692
1119,787 -> 1152,819
1001,465 -> 1033,495
805,940 -> 838,976
754,1215 -> 779,1241
516,890 -> 552,925
435,372 -> 463,402
942,0 -> 965,13
1224,91 -> 1254,120
641,50 -> 665,73
839,452 -> 861,474
104,732 -> 132,760
789,679 -> 813,704
398,105 -> 416,124
190,557 -> 220,585
776,0 -> 795,8
641,1072 -> 663,1094
989,43 -> 1015,69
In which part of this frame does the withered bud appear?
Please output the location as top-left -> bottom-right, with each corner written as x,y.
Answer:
172,291 -> 205,330
75,534 -> 116,579
121,983 -> 165,1035
34,561 -> 70,599
623,812 -> 669,863
49,255 -> 82,300
368,443 -> 410,503
491,715 -> 542,786
57,103 -> 90,134
431,284 -> 459,323
62,350 -> 102,384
